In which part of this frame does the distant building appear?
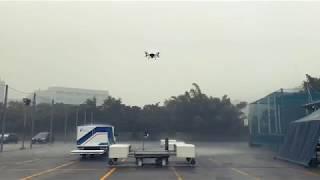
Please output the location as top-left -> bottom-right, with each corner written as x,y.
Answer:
0,79 -> 5,103
35,86 -> 109,105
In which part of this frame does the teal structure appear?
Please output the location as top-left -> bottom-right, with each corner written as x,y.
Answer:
248,88 -> 320,146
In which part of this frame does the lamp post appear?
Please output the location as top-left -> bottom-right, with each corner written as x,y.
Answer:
142,129 -> 149,151
49,99 -> 54,144
21,98 -> 31,150
30,93 -> 36,149
0,85 -> 8,152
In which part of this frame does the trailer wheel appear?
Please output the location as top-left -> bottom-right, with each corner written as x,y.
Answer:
155,158 -> 161,166
161,158 -> 167,166
137,158 -> 143,167
113,158 -> 118,162
186,158 -> 191,162
108,159 -> 114,165
190,158 -> 196,165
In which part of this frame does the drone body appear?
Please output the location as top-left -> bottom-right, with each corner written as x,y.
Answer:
145,51 -> 160,60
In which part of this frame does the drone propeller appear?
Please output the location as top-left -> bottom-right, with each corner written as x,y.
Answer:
144,51 -> 160,60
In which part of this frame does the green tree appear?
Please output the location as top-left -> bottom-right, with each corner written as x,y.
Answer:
303,74 -> 320,92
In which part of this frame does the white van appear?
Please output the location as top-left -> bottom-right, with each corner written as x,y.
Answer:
71,124 -> 116,157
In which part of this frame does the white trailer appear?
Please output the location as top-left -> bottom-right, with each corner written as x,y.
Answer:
160,139 -> 185,151
108,141 -> 196,166
71,124 -> 116,157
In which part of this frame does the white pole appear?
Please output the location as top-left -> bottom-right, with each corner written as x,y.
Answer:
268,96 -> 271,134
257,101 -> 261,134
274,95 -> 278,134
278,106 -> 281,134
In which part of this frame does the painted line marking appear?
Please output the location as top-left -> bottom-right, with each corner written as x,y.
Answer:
10,168 -> 108,171
210,156 -> 320,178
278,166 -> 320,177
61,168 -> 105,171
99,158 -> 126,180
231,168 -> 260,180
15,159 -> 40,165
171,167 -> 183,180
209,158 -> 260,179
301,170 -> 320,177
100,168 -> 117,180
19,161 -> 75,180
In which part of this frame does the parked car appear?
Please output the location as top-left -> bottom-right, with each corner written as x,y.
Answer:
32,132 -> 53,144
0,133 -> 19,144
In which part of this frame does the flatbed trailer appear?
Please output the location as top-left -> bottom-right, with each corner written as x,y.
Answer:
108,141 -> 196,167
130,150 -> 175,166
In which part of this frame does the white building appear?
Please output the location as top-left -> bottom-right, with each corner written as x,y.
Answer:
35,86 -> 109,105
0,79 -> 5,103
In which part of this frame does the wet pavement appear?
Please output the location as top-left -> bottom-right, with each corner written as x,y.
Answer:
0,141 -> 319,180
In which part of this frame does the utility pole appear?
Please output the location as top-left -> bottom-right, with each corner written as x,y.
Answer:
75,107 -> 78,141
0,85 -> 8,152
30,93 -> 36,149
90,112 -> 93,124
49,99 -> 54,144
64,106 -> 68,143
76,107 -> 79,129
21,98 -> 31,150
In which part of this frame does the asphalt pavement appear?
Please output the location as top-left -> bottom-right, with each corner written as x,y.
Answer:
0,141 -> 320,180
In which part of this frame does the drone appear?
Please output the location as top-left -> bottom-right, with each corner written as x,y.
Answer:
145,51 -> 160,60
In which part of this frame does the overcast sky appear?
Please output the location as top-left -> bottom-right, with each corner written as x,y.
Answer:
1,1 -> 320,106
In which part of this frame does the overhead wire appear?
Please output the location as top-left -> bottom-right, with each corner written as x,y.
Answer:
7,86 -> 33,95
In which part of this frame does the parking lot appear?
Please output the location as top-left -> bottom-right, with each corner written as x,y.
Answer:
0,141 -> 320,180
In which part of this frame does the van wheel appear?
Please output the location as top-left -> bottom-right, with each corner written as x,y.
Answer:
80,154 -> 87,159
161,158 -> 167,166
136,158 -> 143,167
190,158 -> 196,165
155,158 -> 161,166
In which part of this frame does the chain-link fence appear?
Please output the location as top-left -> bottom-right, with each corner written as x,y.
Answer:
248,88 -> 320,147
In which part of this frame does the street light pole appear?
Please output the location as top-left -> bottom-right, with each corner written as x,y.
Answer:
84,110 -> 87,124
90,112 -> 93,124
30,93 -> 36,149
64,106 -> 68,143
0,85 -> 8,152
21,98 -> 31,150
76,107 -> 79,129
75,107 -> 78,141
49,99 -> 54,144
21,105 -> 27,149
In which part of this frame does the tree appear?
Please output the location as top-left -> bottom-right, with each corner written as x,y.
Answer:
303,74 -> 320,92
3,83 -> 248,139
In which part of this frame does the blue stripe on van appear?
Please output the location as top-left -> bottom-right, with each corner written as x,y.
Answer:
77,127 -> 114,145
